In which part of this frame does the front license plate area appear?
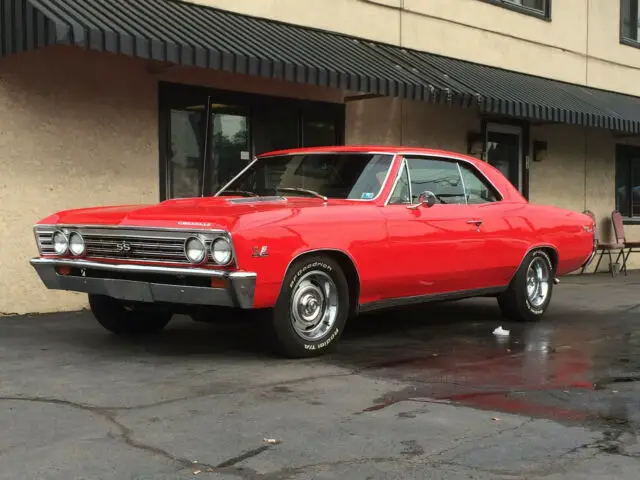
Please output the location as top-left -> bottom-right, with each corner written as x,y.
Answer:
102,279 -> 154,302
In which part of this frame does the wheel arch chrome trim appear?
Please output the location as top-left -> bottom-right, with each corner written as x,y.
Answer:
511,244 -> 560,281
280,248 -> 362,303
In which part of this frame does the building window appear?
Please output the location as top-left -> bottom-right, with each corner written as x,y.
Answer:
159,82 -> 345,200
615,145 -> 640,218
481,0 -> 551,20
621,0 -> 640,45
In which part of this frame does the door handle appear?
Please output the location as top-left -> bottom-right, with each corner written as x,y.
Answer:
466,219 -> 483,226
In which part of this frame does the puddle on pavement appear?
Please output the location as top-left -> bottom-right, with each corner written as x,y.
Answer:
330,301 -> 640,434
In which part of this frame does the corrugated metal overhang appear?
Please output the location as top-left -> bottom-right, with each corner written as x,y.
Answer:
2,0 -> 640,134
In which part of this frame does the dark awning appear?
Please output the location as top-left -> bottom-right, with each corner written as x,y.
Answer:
2,0 -> 640,134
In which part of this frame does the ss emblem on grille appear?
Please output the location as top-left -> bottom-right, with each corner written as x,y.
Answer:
115,241 -> 132,253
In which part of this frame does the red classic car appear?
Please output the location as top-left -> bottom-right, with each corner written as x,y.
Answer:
30,146 -> 596,357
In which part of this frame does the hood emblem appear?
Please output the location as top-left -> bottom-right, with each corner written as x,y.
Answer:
178,221 -> 212,227
252,246 -> 269,258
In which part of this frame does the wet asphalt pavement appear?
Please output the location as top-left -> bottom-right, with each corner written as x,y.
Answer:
1,274 -> 640,479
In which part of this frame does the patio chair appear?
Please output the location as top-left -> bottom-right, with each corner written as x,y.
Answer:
585,210 -> 625,277
612,210 -> 640,276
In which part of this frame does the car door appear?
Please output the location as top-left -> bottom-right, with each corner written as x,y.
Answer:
380,155 -> 489,299
456,160 -> 519,289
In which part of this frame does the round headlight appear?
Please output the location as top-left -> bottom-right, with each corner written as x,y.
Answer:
69,232 -> 86,256
211,237 -> 232,265
52,231 -> 69,255
185,237 -> 206,263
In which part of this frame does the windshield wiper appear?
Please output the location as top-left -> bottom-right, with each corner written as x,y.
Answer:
276,187 -> 328,201
219,189 -> 259,197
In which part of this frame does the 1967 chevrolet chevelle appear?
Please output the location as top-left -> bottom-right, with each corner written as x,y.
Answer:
31,146 -> 596,357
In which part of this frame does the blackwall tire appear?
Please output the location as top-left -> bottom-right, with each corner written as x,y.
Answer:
266,255 -> 349,358
88,294 -> 173,335
497,249 -> 555,323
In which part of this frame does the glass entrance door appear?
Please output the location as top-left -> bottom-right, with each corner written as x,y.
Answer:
206,106 -> 250,195
485,123 -> 523,192
160,83 -> 345,200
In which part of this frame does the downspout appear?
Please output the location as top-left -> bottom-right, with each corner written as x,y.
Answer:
399,0 -> 405,144
584,0 -> 589,211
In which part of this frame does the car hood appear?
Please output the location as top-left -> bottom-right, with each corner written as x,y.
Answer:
40,196 -> 344,231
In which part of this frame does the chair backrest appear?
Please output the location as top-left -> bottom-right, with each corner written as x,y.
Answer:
611,210 -> 626,244
582,210 -> 597,245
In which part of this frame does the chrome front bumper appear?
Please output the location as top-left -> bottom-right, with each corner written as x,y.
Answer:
30,258 -> 256,309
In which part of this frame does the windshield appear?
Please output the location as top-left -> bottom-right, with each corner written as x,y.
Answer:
216,153 -> 394,200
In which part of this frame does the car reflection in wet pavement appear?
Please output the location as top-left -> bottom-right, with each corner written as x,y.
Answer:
330,290 -> 640,439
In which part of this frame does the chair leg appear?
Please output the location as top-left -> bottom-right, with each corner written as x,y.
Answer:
615,248 -> 628,275
594,249 -> 605,274
622,248 -> 629,275
607,249 -> 615,277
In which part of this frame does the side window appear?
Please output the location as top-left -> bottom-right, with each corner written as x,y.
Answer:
405,157 -> 465,204
458,163 -> 501,204
388,161 -> 411,205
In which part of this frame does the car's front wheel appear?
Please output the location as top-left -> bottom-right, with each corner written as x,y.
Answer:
88,294 -> 173,335
497,249 -> 555,322
266,255 -> 349,358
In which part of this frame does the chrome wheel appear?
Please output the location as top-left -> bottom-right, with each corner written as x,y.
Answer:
526,257 -> 550,309
290,270 -> 339,341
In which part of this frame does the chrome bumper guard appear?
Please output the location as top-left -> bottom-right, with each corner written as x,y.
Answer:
30,258 -> 256,309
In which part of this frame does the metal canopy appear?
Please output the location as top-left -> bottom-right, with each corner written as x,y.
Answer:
2,0 -> 640,134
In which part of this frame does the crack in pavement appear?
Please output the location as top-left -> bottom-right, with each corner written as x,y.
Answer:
0,396 -> 217,473
0,371 -> 356,413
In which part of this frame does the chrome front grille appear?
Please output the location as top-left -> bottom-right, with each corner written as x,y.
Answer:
34,226 -> 227,265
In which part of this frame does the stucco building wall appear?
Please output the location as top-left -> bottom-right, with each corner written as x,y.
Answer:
189,0 -> 640,97
0,46 -> 347,315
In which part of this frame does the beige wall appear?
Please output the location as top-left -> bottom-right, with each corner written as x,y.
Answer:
0,47 -> 158,314
0,46 -> 345,315
187,0 -> 640,96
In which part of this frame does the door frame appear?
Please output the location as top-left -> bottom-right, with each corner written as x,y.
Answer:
481,118 -> 530,200
157,81 -> 346,201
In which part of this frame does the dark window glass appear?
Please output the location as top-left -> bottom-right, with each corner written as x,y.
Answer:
167,109 -> 206,199
483,0 -> 550,17
303,117 -> 337,147
405,158 -> 465,204
504,0 -> 546,12
615,146 -> 640,217
459,163 -> 501,204
219,153 -> 393,200
207,108 -> 250,194
622,0 -> 640,43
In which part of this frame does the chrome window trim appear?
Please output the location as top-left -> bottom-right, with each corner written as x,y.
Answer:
384,157 -> 411,206
214,151 -> 397,203
456,162 -> 468,206
383,152 -> 505,206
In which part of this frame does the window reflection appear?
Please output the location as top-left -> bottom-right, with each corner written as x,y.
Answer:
168,109 -> 205,199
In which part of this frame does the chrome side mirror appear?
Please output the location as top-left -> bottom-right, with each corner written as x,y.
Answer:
407,191 -> 437,210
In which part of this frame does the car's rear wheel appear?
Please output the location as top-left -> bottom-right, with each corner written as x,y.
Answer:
265,255 -> 349,358
88,294 -> 173,335
497,249 -> 554,322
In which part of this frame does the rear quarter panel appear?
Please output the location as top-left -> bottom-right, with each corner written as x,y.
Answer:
512,204 -> 594,276
230,204 -> 388,309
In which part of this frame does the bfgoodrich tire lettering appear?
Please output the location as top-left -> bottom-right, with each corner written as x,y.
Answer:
266,255 -> 350,358
89,294 -> 173,335
497,249 -> 554,322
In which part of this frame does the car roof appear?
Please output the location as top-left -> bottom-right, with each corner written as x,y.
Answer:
257,145 -> 485,168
